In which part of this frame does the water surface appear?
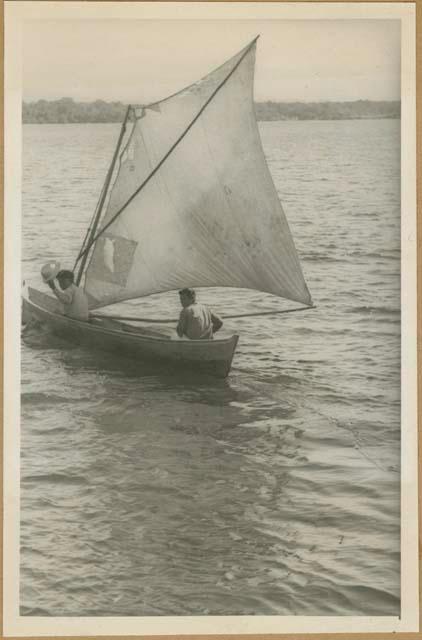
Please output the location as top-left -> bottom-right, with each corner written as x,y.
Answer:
21,119 -> 400,616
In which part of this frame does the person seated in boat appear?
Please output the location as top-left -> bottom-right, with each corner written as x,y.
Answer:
176,288 -> 223,340
42,264 -> 89,321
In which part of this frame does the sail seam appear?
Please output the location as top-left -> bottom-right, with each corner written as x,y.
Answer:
198,117 -> 254,279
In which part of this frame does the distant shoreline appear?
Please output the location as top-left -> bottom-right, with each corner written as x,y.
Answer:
22,98 -> 400,123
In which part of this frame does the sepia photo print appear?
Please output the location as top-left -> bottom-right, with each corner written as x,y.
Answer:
4,1 -> 418,636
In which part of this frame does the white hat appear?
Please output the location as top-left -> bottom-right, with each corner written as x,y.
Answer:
41,261 -> 61,283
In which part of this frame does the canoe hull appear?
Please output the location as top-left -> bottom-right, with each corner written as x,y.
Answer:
22,288 -> 239,378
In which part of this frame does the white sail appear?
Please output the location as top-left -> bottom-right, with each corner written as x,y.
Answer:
84,41 -> 312,308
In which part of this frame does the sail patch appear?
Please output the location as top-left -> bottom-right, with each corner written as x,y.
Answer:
89,234 -> 137,286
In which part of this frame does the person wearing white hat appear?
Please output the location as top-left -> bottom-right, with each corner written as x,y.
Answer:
42,263 -> 89,321
41,261 -> 61,284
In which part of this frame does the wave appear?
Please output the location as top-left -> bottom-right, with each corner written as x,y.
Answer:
302,254 -> 348,263
348,305 -> 400,316
21,473 -> 88,486
21,391 -> 73,405
20,606 -> 52,616
335,584 -> 400,616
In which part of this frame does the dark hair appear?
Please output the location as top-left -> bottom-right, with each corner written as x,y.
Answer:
179,287 -> 196,301
57,270 -> 74,283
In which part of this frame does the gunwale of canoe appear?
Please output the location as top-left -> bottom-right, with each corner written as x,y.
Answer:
22,288 -> 239,378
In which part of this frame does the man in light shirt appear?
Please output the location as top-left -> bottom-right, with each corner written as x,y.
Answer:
176,288 -> 223,340
47,269 -> 89,321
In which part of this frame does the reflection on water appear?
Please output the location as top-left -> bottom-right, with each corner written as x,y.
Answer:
21,120 -> 400,616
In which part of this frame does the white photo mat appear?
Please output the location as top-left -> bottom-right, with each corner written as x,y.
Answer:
4,1 -> 418,636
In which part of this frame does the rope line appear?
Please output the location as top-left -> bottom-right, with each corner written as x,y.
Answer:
90,304 -> 315,324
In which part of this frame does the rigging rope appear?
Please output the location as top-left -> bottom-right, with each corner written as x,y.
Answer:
72,179 -> 108,273
90,304 -> 315,324
74,105 -> 132,283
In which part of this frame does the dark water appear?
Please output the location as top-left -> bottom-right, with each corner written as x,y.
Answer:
21,119 -> 400,616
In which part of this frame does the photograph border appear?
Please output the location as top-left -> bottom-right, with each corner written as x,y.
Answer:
3,1 -> 419,638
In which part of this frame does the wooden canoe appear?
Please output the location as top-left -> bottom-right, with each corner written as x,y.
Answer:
22,287 -> 239,378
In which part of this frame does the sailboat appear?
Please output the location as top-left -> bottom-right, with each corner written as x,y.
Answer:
22,37 -> 312,378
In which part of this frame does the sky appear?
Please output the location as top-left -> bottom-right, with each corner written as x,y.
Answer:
23,18 -> 401,103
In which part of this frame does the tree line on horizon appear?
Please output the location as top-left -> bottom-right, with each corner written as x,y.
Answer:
22,97 -> 401,123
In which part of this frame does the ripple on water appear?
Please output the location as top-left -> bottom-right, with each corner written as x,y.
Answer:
20,119 -> 401,616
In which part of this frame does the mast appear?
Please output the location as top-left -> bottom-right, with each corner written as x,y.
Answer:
75,104 -> 132,286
